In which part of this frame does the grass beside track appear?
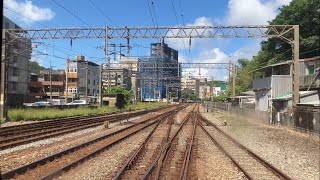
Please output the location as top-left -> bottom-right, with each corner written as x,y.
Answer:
6,102 -> 166,122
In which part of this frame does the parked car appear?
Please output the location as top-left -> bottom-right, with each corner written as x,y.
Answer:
66,100 -> 88,105
26,101 -> 53,107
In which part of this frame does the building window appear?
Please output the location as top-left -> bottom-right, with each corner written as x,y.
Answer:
10,83 -> 17,91
12,68 -> 19,76
93,80 -> 95,85
88,79 -> 90,85
68,68 -> 77,72
87,89 -> 90,94
13,56 -> 18,63
308,65 -> 315,75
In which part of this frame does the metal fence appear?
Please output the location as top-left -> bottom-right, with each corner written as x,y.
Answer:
207,102 -> 320,133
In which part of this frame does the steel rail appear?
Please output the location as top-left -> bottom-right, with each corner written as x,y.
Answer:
0,107 -> 172,150
113,110 -> 180,180
197,120 -> 254,180
1,108 -> 178,179
198,114 -> 292,180
179,113 -> 197,180
153,111 -> 176,179
142,105 -> 197,180
0,106 -> 169,135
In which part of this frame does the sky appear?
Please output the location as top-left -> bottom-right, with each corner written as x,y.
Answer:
3,0 -> 292,80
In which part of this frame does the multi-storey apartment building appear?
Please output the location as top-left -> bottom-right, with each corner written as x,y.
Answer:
40,70 -> 65,99
181,77 -> 200,97
3,16 -> 32,106
66,56 -> 100,100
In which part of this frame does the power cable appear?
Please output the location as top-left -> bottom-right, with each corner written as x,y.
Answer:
86,0 -> 116,26
51,0 -> 92,27
3,7 -> 51,28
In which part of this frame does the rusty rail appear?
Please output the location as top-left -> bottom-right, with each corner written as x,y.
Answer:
198,113 -> 292,180
0,108 -> 178,180
0,105 -> 171,136
113,110 -> 180,180
142,105 -> 197,180
179,113 -> 197,180
0,106 -> 173,150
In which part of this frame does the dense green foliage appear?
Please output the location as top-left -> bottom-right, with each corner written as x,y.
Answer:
222,0 -> 320,98
181,89 -> 197,101
105,86 -> 134,104
30,61 -> 47,74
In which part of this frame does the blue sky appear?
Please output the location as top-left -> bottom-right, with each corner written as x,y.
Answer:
4,0 -> 292,80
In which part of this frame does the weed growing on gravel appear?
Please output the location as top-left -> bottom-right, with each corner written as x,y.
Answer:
8,102 -> 165,121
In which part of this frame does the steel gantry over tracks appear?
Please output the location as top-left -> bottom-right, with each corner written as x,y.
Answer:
1,25 -> 300,119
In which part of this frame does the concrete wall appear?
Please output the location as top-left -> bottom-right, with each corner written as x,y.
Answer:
255,89 -> 270,111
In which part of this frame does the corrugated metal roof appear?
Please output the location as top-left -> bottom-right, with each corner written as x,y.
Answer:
250,56 -> 320,73
272,91 -> 318,100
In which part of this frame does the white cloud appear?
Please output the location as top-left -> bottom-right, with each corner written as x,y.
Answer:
230,40 -> 261,60
221,0 -> 292,25
4,0 -> 55,25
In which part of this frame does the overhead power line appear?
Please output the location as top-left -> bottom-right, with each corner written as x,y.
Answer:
86,0 -> 116,26
51,0 -> 92,27
3,7 -> 51,28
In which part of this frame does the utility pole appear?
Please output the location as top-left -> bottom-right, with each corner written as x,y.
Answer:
1,31 -> 8,120
65,59 -> 69,104
293,25 -> 300,106
85,64 -> 88,102
49,61 -> 53,102
99,64 -> 103,107
232,63 -> 236,97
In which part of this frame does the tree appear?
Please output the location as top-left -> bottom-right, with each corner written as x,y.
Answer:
105,86 -> 133,105
181,89 -> 197,101
228,0 -> 320,97
30,61 -> 47,75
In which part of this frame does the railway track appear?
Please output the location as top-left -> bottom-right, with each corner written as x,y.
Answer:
1,106 -> 182,180
113,104 -> 197,180
0,106 -> 171,150
197,113 -> 292,180
114,111 -> 177,179
114,104 -> 292,180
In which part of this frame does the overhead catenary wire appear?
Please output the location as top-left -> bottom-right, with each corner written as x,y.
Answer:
51,0 -> 92,27
4,4 -> 105,68
169,0 -> 191,62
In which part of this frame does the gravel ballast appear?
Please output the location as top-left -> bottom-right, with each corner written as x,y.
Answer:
59,125 -> 155,180
201,106 -> 320,180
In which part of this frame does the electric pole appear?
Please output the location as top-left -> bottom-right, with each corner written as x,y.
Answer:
99,64 -> 103,107
85,65 -> 88,102
232,63 -> 236,97
1,31 -> 8,120
49,61 -> 53,102
65,59 -> 69,104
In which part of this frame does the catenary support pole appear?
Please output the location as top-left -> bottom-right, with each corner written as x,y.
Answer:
292,25 -> 300,106
232,63 -> 236,97
65,59 -> 69,104
99,64 -> 103,107
0,31 -> 8,120
50,61 -> 53,102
